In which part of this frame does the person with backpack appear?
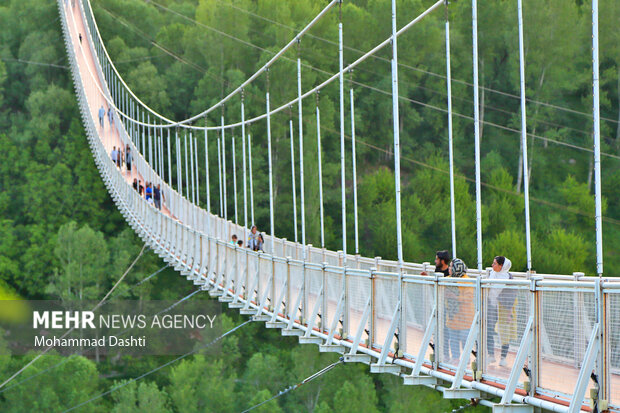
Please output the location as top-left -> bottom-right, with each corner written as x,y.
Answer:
488,256 -> 517,367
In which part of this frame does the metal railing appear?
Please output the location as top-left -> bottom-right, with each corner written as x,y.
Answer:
58,1 -> 619,411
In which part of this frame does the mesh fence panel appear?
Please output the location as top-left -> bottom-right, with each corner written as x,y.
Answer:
325,269 -> 344,335
216,242 -> 225,287
285,243 -> 295,260
481,283 -> 530,384
236,250 -> 246,298
438,281 -> 476,369
289,263 -> 304,322
258,255 -> 272,308
324,251 -> 340,267
305,266 -> 323,330
538,289 -> 596,399
274,260 -> 288,315
246,253 -> 259,304
404,281 -> 434,360
208,239 -> 217,281
374,274 -> 399,349
608,292 -> 620,407
347,274 -> 371,339
225,246 -> 234,291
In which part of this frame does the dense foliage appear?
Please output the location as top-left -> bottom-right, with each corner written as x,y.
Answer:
0,0 -> 618,411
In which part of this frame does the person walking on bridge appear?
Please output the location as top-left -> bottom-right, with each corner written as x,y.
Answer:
108,106 -> 114,127
111,146 -> 117,166
145,182 -> 153,202
445,258 -> 474,365
98,105 -> 105,129
247,225 -> 260,251
490,256 -> 517,368
125,145 -> 132,174
154,184 -> 163,210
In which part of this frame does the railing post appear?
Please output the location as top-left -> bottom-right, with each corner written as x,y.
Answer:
475,273 -> 482,381
321,261 -> 327,332
528,275 -> 542,396
597,277 -> 609,409
370,265 -> 377,349
286,256 -> 291,320
433,273 -> 440,370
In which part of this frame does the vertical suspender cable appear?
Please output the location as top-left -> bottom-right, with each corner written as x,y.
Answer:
297,42 -> 307,256
338,2 -> 347,262
266,69 -> 276,253
218,137 -> 223,217
154,124 -> 158,177
289,115 -> 298,243
350,73 -> 359,255
205,117 -> 211,213
161,127 -> 165,183
148,114 -> 153,168
592,0 -> 603,275
154,124 -> 159,177
241,94 -> 248,231
232,135 -> 238,224
133,103 -> 136,149
184,130 -> 190,201
445,2 -> 457,258
391,0 -> 404,351
316,93 -> 325,248
189,131 -> 196,204
176,128 -> 181,193
141,111 -> 146,157
248,133 -> 255,226
195,132 -> 200,207
472,0 -> 483,271
222,113 -> 228,220
167,128 -> 172,189
391,0 -> 403,266
517,0 -> 532,271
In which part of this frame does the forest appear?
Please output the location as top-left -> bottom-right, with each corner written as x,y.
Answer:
0,0 -> 618,411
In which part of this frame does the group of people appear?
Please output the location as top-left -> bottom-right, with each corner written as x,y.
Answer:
422,251 -> 517,368
230,225 -> 265,252
98,104 -> 115,130
110,145 -> 132,172
132,179 -> 164,210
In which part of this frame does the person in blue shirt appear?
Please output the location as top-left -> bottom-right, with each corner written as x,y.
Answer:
98,105 -> 105,129
145,182 -> 153,201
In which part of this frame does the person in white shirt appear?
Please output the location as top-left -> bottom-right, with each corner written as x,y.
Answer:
487,256 -> 515,367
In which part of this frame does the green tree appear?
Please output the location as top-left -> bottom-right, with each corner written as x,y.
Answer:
0,355 -> 101,412
47,221 -> 109,302
111,380 -> 171,413
167,356 -> 236,412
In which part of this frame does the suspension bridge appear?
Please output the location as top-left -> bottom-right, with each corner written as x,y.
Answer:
46,0 -> 620,411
